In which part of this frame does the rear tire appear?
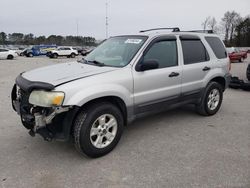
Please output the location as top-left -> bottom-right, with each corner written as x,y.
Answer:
246,64 -> 250,81
196,82 -> 223,116
53,53 -> 58,58
239,57 -> 243,62
28,53 -> 33,57
7,55 -> 14,60
73,102 -> 124,158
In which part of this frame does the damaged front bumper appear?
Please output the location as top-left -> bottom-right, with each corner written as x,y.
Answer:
11,79 -> 79,141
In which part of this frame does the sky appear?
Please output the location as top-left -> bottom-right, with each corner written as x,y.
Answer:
0,0 -> 249,39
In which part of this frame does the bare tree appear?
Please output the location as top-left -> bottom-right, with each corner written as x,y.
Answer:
208,17 -> 217,32
229,14 -> 242,43
221,11 -> 241,43
202,16 -> 211,31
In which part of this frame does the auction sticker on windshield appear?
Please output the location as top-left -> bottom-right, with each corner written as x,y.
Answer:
125,39 -> 142,44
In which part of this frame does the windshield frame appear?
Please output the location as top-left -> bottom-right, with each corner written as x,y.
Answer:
84,35 -> 148,68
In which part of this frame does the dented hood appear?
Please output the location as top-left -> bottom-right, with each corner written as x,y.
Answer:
22,61 -> 117,86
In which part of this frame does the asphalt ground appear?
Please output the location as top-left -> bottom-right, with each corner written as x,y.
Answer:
0,56 -> 249,188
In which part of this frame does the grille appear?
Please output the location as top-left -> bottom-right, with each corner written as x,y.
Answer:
16,85 -> 35,128
18,86 -> 33,116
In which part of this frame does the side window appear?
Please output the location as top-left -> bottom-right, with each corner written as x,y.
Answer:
205,37 -> 227,59
143,40 -> 178,69
65,48 -> 71,50
181,40 -> 209,65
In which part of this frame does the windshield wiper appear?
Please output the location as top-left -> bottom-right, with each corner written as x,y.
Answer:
83,59 -> 105,67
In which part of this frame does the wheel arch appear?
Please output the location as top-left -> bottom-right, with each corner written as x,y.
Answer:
67,95 -> 129,139
83,96 -> 127,122
210,76 -> 226,91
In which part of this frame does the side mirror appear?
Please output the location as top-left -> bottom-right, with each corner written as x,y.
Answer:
136,60 -> 159,72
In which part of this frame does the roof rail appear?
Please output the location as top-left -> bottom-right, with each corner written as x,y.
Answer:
140,27 -> 180,33
180,30 -> 214,34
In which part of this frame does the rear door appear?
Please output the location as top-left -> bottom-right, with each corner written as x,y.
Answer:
133,36 -> 182,114
0,49 -> 8,59
64,47 -> 71,55
180,35 -> 211,96
0,49 -> 4,59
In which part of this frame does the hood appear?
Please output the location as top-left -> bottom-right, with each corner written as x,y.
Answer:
22,61 -> 117,86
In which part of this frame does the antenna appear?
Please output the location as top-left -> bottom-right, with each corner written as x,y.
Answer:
105,1 -> 109,39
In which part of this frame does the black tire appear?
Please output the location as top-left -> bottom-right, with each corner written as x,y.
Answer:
73,102 -> 124,158
229,76 -> 244,89
239,57 -> 243,62
71,53 -> 76,58
196,82 -> 223,116
28,53 -> 33,57
53,53 -> 58,58
241,82 -> 250,91
247,64 -> 250,81
7,55 -> 14,60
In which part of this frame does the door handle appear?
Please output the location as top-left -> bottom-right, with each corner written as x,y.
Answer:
169,72 -> 180,77
202,66 -> 211,71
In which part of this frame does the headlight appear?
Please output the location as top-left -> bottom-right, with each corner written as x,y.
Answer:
29,90 -> 65,107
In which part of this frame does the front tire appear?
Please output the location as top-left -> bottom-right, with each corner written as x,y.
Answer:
196,82 -> 223,116
7,55 -> 14,60
73,102 -> 124,158
71,53 -> 76,58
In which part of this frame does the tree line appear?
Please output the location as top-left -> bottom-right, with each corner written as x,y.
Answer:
0,32 -> 97,46
202,11 -> 250,47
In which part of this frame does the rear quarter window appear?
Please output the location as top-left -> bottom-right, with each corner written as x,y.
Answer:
205,37 -> 227,59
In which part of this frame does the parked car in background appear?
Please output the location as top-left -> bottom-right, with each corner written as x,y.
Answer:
81,48 -> 94,56
20,48 -> 29,56
226,47 -> 247,62
10,47 -> 26,56
0,48 -> 18,60
48,47 -> 78,58
73,47 -> 84,54
25,45 -> 57,57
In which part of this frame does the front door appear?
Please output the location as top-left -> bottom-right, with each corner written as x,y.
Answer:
133,36 -> 182,114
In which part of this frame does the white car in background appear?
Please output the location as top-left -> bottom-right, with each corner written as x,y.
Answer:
0,48 -> 18,60
48,47 -> 78,58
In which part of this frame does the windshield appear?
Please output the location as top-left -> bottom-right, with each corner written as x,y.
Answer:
84,36 -> 147,67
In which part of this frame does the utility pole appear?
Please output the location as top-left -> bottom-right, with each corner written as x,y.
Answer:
76,19 -> 79,37
105,1 -> 109,39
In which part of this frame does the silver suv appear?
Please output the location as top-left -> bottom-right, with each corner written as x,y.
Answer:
11,28 -> 231,158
